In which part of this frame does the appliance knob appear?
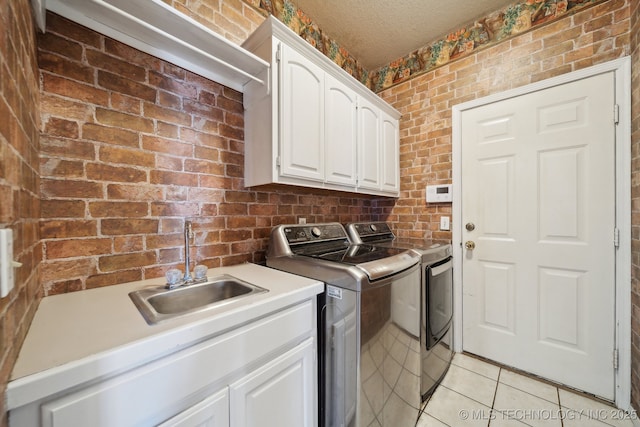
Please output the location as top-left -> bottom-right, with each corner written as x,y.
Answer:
370,224 -> 377,232
311,227 -> 322,238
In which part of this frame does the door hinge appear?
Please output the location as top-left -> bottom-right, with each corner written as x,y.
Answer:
614,227 -> 620,248
276,156 -> 281,167
275,43 -> 281,63
613,348 -> 619,370
614,104 -> 619,125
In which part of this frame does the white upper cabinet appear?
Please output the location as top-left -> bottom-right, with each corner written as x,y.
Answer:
325,74 -> 358,187
356,100 -> 399,194
357,97 -> 381,191
279,44 -> 325,182
242,17 -> 400,197
381,111 -> 400,194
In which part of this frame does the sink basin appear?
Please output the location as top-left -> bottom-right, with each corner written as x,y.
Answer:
129,274 -> 268,324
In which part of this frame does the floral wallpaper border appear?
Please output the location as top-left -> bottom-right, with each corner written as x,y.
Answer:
256,0 -> 370,85
368,0 -> 607,92
252,0 -> 606,92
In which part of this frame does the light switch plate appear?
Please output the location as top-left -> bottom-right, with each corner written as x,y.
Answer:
0,229 -> 14,298
440,216 -> 450,231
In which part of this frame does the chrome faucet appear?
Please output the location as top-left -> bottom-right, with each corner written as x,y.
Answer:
183,220 -> 194,283
164,220 -> 208,289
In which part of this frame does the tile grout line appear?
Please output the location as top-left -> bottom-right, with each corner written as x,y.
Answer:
557,387 -> 564,427
451,358 -> 501,383
487,367 -> 501,427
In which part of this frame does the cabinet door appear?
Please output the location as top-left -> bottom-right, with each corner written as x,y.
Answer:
325,74 -> 357,187
229,338 -> 316,427
159,388 -> 229,427
279,43 -> 324,182
380,111 -> 400,195
357,98 -> 381,191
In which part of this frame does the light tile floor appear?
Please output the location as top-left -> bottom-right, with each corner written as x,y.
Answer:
417,353 -> 637,427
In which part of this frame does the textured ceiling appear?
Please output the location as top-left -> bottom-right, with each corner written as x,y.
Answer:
291,0 -> 516,70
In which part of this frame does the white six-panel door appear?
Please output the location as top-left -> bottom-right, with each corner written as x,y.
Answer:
461,72 -> 616,400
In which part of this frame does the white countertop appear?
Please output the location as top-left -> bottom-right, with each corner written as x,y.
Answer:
7,263 -> 323,410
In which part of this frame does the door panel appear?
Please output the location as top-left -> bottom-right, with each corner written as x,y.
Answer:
479,157 -> 513,235
480,262 -> 515,333
538,148 -> 585,241
461,72 -> 616,400
381,113 -> 399,193
230,338 -> 315,427
357,98 -> 380,190
538,268 -> 585,350
280,44 -> 324,181
325,74 -> 357,186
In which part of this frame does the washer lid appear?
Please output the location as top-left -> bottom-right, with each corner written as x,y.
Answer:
267,223 -> 420,281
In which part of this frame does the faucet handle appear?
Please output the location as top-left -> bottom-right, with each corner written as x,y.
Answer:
194,264 -> 208,280
165,268 -> 182,288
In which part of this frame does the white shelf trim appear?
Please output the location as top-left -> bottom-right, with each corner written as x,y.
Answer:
44,0 -> 270,92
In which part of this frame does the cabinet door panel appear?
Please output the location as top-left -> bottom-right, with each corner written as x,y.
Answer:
357,99 -> 380,190
159,388 -> 229,427
325,74 -> 357,187
280,43 -> 324,182
381,112 -> 400,194
230,338 -> 316,427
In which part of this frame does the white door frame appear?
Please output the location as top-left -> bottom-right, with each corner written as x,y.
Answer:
452,56 -> 632,409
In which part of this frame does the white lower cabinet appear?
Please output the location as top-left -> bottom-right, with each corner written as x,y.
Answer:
230,338 -> 316,427
160,388 -> 229,427
161,338 -> 316,427
10,300 -> 317,427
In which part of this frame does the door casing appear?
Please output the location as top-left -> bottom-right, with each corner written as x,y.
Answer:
451,57 -> 631,410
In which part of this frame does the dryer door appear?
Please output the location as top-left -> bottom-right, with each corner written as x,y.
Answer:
426,257 -> 453,349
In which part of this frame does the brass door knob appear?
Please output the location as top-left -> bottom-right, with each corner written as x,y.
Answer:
465,241 -> 476,250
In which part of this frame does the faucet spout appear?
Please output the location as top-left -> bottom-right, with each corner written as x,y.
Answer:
183,220 -> 193,283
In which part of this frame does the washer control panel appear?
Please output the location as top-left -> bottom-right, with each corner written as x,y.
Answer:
283,223 -> 347,244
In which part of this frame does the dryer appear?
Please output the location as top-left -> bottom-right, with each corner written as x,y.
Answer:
346,222 -> 454,400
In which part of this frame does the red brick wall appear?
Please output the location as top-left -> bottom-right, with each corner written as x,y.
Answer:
163,0 -> 266,44
38,12 -> 379,295
378,0 -> 631,242
630,0 -> 640,412
0,0 -> 41,424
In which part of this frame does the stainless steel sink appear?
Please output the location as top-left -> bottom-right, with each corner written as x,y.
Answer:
129,274 -> 268,324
